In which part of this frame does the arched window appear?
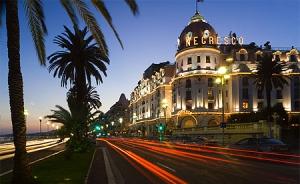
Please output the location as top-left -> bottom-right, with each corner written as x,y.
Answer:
287,49 -> 299,62
273,51 -> 282,62
256,51 -> 263,61
238,49 -> 248,61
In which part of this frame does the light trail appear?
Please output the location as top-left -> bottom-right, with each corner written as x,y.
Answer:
120,139 -> 238,164
101,139 -> 187,184
172,142 -> 300,158
101,138 -> 299,184
121,139 -> 300,166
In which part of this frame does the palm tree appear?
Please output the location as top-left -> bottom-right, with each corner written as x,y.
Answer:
0,0 -> 138,182
47,85 -> 100,143
254,53 -> 289,126
48,26 -> 108,104
67,84 -> 102,110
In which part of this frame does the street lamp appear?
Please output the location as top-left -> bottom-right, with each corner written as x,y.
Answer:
119,118 -> 123,124
24,109 -> 29,119
111,121 -> 115,126
160,99 -> 168,141
46,121 -> 50,132
216,66 -> 230,146
39,116 -> 42,136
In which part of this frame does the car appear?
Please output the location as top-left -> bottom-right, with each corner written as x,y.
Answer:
229,137 -> 288,152
192,136 -> 219,146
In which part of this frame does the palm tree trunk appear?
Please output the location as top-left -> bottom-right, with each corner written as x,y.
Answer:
266,85 -> 272,138
6,1 -> 33,183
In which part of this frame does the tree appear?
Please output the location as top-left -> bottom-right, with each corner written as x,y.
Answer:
48,26 -> 108,104
254,53 -> 289,134
46,86 -> 100,152
0,0 -> 138,182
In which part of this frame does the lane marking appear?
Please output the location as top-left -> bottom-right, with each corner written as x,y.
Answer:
0,140 -> 67,160
102,139 -> 187,184
84,149 -> 96,184
0,149 -> 65,177
102,147 -> 117,184
156,162 -> 176,173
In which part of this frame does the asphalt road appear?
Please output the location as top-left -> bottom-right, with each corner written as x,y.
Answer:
0,143 -> 65,175
99,138 -> 300,184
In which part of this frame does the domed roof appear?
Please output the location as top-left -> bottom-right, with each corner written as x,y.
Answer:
177,12 -> 218,52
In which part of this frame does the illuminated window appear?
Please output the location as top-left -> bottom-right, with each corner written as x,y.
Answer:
242,101 -> 248,109
208,90 -> 214,100
257,102 -> 264,110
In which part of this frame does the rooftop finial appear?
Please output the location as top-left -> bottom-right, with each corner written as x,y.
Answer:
195,0 -> 204,14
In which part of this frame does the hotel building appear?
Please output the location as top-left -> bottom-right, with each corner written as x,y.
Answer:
129,11 -> 300,136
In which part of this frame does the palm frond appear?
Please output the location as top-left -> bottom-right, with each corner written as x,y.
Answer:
60,0 -> 79,27
0,0 -> 5,27
91,0 -> 124,49
71,0 -> 108,56
24,0 -> 47,65
124,0 -> 139,15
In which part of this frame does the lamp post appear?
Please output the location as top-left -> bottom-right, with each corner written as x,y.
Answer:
215,66 -> 230,146
119,117 -> 123,124
39,116 -> 42,136
24,109 -> 29,120
46,121 -> 50,132
161,99 -> 168,141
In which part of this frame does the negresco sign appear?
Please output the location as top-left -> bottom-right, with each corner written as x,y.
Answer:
178,29 -> 244,47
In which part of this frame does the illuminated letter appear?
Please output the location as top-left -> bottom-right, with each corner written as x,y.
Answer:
185,32 -> 193,46
194,36 -> 198,46
238,36 -> 244,45
231,37 -> 236,45
216,37 -> 221,45
224,36 -> 229,45
201,37 -> 206,44
209,36 -> 214,44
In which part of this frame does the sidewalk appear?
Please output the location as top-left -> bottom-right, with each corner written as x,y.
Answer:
86,141 -> 124,184
85,146 -> 108,184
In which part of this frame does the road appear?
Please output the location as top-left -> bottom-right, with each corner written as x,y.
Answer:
0,139 -> 66,176
98,138 -> 300,184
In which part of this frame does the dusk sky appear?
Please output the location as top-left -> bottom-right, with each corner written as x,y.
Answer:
0,0 -> 299,134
